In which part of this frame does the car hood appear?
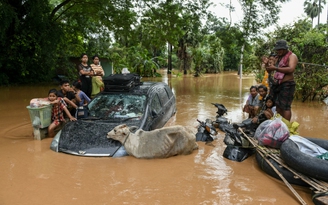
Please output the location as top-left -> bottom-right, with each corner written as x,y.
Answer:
53,120 -> 139,157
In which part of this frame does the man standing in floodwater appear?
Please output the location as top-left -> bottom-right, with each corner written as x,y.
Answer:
266,40 -> 298,121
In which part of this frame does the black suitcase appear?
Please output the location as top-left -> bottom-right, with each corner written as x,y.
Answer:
103,73 -> 142,92
104,73 -> 142,85
104,74 -> 133,85
105,81 -> 135,92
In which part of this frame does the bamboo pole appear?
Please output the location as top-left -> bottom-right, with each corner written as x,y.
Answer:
256,151 -> 307,205
267,152 -> 328,192
238,128 -> 307,205
239,128 -> 328,192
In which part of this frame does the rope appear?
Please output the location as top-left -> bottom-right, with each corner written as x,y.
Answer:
298,62 -> 327,67
122,132 -> 130,146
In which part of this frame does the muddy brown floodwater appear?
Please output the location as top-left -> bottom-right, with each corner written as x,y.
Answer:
1,71 -> 327,205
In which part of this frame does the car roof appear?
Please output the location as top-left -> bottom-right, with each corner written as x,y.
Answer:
101,81 -> 166,95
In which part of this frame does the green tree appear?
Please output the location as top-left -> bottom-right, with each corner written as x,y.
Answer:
303,0 -> 327,28
191,35 -> 224,76
215,25 -> 244,71
256,18 -> 328,101
0,0 -> 140,85
174,0 -> 213,74
304,0 -> 320,26
236,0 -> 290,76
0,0 -> 62,84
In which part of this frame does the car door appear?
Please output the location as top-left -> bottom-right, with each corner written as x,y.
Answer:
163,85 -> 176,116
157,86 -> 173,123
149,91 -> 164,130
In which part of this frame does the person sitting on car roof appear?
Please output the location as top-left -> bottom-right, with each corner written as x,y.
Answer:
57,80 -> 78,117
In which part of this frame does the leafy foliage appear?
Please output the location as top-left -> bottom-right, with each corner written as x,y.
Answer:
295,63 -> 328,101
0,0 -> 62,84
0,0 -> 327,105
255,18 -> 328,101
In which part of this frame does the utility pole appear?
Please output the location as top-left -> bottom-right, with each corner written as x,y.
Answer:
239,44 -> 244,79
167,42 -> 172,74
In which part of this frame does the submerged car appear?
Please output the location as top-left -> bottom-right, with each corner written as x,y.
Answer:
50,81 -> 176,157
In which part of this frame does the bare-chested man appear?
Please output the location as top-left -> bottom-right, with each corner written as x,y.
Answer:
265,40 -> 298,121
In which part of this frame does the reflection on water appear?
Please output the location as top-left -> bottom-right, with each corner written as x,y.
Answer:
0,72 -> 325,204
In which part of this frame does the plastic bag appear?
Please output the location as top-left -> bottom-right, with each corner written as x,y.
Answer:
254,118 -> 289,148
30,98 -> 50,107
223,145 -> 255,162
121,68 -> 130,74
272,113 -> 299,135
290,135 -> 327,157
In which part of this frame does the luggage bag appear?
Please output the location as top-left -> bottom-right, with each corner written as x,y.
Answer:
103,73 -> 142,92
105,81 -> 135,92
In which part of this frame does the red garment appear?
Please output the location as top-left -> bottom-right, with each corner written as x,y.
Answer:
278,51 -> 292,67
51,97 -> 67,126
255,118 -> 290,148
274,51 -> 293,84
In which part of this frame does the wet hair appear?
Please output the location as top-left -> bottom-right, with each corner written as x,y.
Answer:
92,55 -> 99,60
258,84 -> 268,92
60,79 -> 70,86
249,85 -> 257,91
48,88 -> 58,96
72,81 -> 82,89
80,53 -> 88,59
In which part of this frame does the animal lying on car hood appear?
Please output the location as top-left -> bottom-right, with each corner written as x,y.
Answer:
107,124 -> 198,159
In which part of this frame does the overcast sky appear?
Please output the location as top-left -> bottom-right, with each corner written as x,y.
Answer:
211,0 -> 327,27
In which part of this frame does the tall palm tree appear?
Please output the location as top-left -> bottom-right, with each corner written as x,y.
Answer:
303,0 -> 327,27
317,0 -> 327,26
304,0 -> 320,26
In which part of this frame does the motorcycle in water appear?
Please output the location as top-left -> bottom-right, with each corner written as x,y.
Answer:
222,124 -> 255,162
195,119 -> 218,142
212,103 -> 231,132
212,103 -> 228,117
211,103 -> 255,162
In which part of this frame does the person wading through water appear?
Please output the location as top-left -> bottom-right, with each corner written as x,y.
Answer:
265,40 -> 298,121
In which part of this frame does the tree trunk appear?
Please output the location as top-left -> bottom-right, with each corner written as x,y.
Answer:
326,3 -> 328,42
318,0 -> 321,27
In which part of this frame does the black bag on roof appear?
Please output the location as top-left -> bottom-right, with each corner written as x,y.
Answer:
103,73 -> 142,92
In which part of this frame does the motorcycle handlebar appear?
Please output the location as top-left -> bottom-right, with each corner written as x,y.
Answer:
197,119 -> 205,126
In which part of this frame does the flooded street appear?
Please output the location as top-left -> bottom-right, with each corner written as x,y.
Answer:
1,72 -> 327,205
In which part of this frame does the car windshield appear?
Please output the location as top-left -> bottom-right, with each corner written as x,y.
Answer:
87,94 -> 146,120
